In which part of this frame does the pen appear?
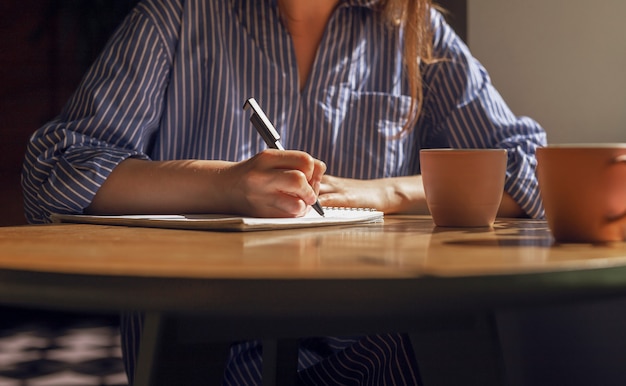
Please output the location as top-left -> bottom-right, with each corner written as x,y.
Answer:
243,97 -> 325,217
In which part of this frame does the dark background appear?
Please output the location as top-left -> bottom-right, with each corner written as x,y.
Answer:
0,0 -> 466,226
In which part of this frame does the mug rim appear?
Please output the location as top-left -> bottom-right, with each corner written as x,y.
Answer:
543,143 -> 626,149
420,148 -> 507,153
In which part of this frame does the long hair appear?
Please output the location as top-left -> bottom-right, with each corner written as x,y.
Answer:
378,0 -> 434,133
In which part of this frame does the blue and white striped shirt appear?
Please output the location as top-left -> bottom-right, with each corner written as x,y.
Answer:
23,0 -> 546,224
22,0 -> 547,384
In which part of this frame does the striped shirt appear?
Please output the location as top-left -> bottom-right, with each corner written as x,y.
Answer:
22,0 -> 547,384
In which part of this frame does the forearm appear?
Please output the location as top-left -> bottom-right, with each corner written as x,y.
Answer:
86,158 -> 234,215
382,175 -> 430,214
389,175 -> 525,217
320,174 -> 527,217
87,150 -> 326,217
497,192 -> 526,218
319,174 -> 429,214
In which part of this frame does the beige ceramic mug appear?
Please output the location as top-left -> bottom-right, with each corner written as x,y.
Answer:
420,149 -> 507,227
536,144 -> 626,243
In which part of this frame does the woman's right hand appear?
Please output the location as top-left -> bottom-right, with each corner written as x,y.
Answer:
221,149 -> 326,217
87,150 -> 325,218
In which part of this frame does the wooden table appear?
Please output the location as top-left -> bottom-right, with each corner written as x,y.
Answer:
1,216 -> 625,385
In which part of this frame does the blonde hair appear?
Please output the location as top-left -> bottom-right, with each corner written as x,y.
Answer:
379,0 -> 434,132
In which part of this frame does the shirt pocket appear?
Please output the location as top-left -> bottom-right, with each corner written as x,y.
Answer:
334,90 -> 414,179
349,91 -> 412,135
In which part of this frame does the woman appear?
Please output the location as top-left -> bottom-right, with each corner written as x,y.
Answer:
22,0 -> 546,383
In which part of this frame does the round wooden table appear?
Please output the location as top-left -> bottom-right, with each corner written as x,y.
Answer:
1,216 -> 625,385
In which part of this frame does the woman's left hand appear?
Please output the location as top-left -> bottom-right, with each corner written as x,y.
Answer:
319,174 -> 526,217
318,175 -> 429,214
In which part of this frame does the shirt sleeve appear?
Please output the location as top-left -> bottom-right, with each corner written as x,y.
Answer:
22,3 -> 181,223
420,10 -> 547,219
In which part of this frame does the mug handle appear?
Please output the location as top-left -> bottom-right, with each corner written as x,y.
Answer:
607,154 -> 626,223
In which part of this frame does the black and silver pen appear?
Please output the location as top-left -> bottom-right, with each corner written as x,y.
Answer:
243,97 -> 325,217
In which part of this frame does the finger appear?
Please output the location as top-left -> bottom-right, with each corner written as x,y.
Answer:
253,193 -> 309,218
274,169 -> 319,205
242,168 -> 317,214
309,159 -> 326,186
255,149 -> 322,182
311,179 -> 321,195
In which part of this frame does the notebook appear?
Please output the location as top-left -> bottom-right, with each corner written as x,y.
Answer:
50,207 -> 384,232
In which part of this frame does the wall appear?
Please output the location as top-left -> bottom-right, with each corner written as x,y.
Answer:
436,0 -> 467,42
0,1 -> 137,226
0,1 -> 56,226
468,0 -> 626,143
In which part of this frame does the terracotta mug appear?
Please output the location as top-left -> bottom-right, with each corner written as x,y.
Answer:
536,144 -> 626,243
420,149 -> 507,227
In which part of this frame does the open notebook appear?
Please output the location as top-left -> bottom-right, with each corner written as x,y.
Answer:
50,207 -> 384,232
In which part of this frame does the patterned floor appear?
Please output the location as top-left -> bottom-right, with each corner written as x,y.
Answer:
0,307 -> 128,386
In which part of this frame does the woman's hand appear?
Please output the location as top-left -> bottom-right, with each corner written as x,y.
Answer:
87,149 -> 325,218
318,174 -> 525,217
318,175 -> 430,214
222,149 -> 326,217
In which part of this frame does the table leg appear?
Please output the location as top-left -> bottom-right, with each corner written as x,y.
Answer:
134,312 -> 161,386
262,339 -> 299,386
410,313 -> 505,386
134,312 -> 232,386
